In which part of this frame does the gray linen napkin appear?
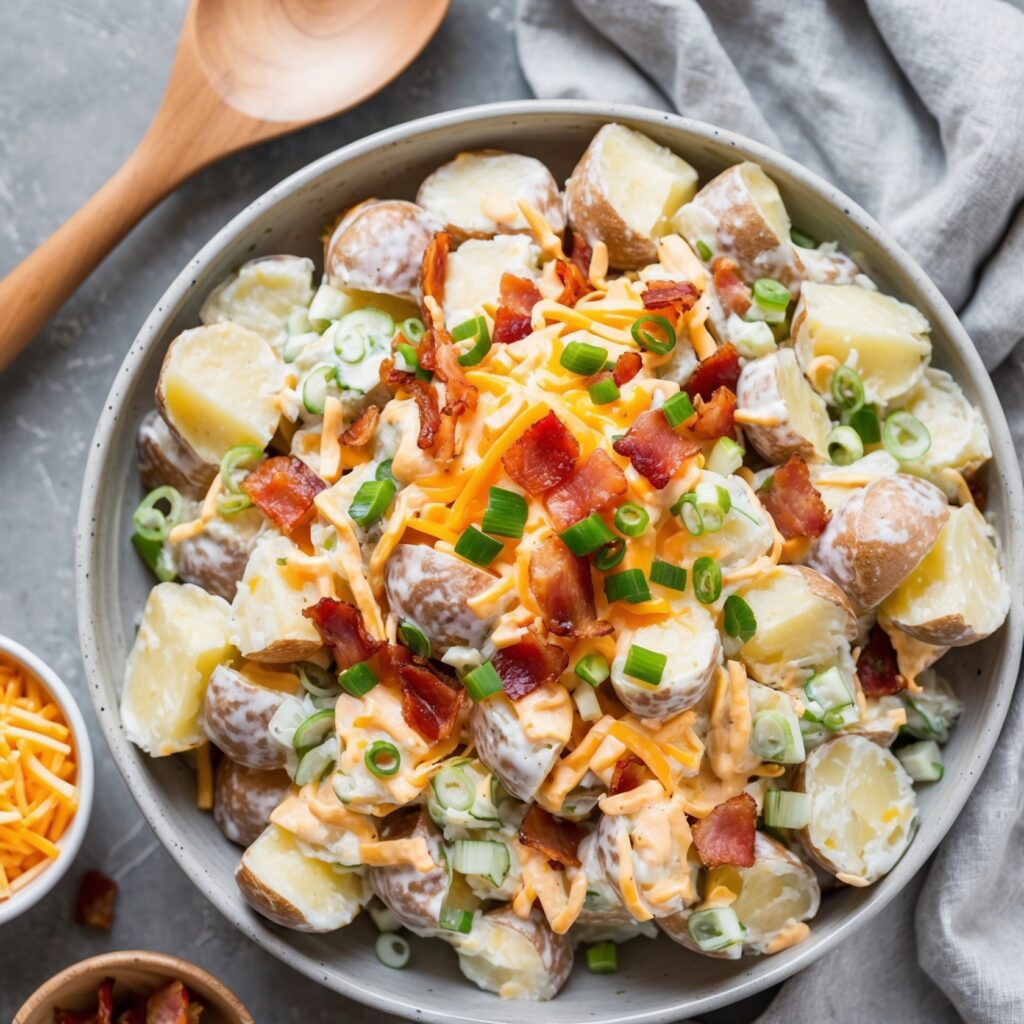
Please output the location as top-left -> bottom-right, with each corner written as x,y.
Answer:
516,2 -> 1024,1021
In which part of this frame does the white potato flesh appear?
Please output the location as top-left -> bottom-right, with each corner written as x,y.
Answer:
121,582 -> 233,757
848,694 -> 906,748
229,535 -> 323,663
810,450 -> 899,514
199,255 -> 315,349
610,603 -> 720,718
792,283 -> 932,405
880,504 -> 1011,646
416,150 -> 565,240
157,322 -> 282,464
443,234 -> 541,329
797,735 -> 916,884
237,824 -> 367,932
736,348 -> 831,463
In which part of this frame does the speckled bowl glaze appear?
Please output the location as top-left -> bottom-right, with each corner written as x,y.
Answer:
75,102 -> 1024,1024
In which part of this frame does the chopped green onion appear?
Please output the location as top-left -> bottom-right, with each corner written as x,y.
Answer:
292,708 -> 335,754
823,704 -> 861,730
695,240 -> 713,261
220,444 -> 263,494
307,283 -> 347,325
481,486 -> 528,539
398,619 -> 431,658
131,533 -> 176,582
453,316 -> 492,366
751,711 -> 804,763
400,317 -> 426,343
297,662 -> 340,698
294,736 -> 338,786
687,907 -> 744,952
830,366 -> 865,413
614,502 -> 650,537
604,568 -> 651,605
896,739 -> 944,782
650,558 -> 687,592
593,538 -> 626,571
375,932 -> 410,969
694,482 -> 731,531
623,644 -> 666,686
586,941 -> 619,974
217,492 -> 253,516
692,557 -> 722,604
589,377 -> 621,405
630,314 -> 676,355
883,410 -> 931,462
432,765 -> 475,811
455,526 -> 503,567
752,278 -> 790,310
463,661 -> 503,702
336,308 -> 395,352
339,661 -> 379,698
365,740 -> 401,777
846,405 -> 882,445
368,902 -> 403,934
348,478 -> 396,527
452,839 -> 511,885
706,437 -> 745,476
302,362 -> 336,414
763,790 -> 812,829
826,425 -> 864,466
723,595 -> 757,642
799,716 -> 830,749
439,907 -> 474,934
395,341 -> 420,372
575,652 -> 611,687
803,668 -> 852,716
560,340 -> 608,375
790,228 -> 818,249
573,682 -> 602,722
561,513 -> 616,556
677,494 -> 705,536
661,391 -> 695,429
132,486 -> 183,543
375,459 -> 398,487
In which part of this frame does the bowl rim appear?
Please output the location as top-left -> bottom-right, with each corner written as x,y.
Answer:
13,948 -> 254,1023
74,99 -> 1024,1023
0,634 -> 95,926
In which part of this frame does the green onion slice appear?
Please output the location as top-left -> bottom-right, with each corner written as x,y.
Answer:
463,661 -> 503,702
375,932 -> 410,969
216,492 -> 253,516
883,410 -> 931,462
830,365 -> 865,413
804,667 -> 852,713
896,739 -> 944,782
293,736 -> 339,786
593,538 -> 626,571
826,425 -> 864,466
687,907 -> 744,952
375,459 -> 399,488
451,839 -> 511,885
846,405 -> 882,445
560,340 -> 608,376
561,513 -> 616,556
614,502 -> 650,537
292,708 -> 335,754
586,941 -> 619,974
589,377 -> 620,405
131,533 -> 176,582
400,317 -> 426,343
481,486 -> 528,539
302,362 -> 336,415
630,314 -> 676,355
751,710 -> 803,763
453,316 -> 492,367
365,740 -> 401,777
790,228 -> 818,249
398,619 -> 431,658
650,558 -> 687,592
454,525 -> 503,567
132,486 -> 183,543
438,907 -> 474,934
348,478 -> 396,527
763,790 -> 812,829
706,437 -> 745,477
692,556 -> 722,604
574,652 -> 610,687
695,482 -> 731,531
823,704 -> 860,730
623,644 -> 666,686
220,444 -> 263,494
752,278 -> 791,311
339,661 -> 379,698
431,765 -> 475,811
677,493 -> 705,536
695,240 -> 713,261
297,662 -> 340,698
723,595 -> 757,642
661,391 -> 695,429
604,568 -> 652,605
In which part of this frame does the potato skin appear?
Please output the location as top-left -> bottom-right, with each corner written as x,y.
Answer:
792,565 -> 859,643
213,758 -> 291,847
175,509 -> 263,602
202,664 -> 290,770
137,409 -> 215,500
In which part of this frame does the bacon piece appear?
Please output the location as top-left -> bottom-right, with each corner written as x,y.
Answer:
146,980 -> 191,1024
690,386 -> 736,440
492,272 -> 542,345
758,455 -> 830,540
609,755 -> 647,796
421,231 -> 450,313
529,535 -> 612,639
501,411 -> 580,496
712,257 -> 752,317
492,306 -> 533,345
54,1011 -> 93,1024
241,455 -> 326,534
568,230 -> 593,280
398,659 -> 464,744
302,597 -> 384,670
416,326 -> 439,372
691,793 -> 757,868
340,404 -> 380,447
493,626 -> 569,701
75,869 -> 117,930
613,409 -> 699,489
554,259 -> 590,306
380,358 -> 442,451
685,342 -> 741,401
96,978 -> 115,1024
641,279 -> 700,315
519,804 -> 585,868
543,449 -> 628,531
434,341 -> 478,416
613,350 -> 643,387
857,624 -> 905,696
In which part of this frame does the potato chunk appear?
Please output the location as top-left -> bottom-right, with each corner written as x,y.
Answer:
121,582 -> 233,756
443,234 -> 540,329
156,322 -> 282,464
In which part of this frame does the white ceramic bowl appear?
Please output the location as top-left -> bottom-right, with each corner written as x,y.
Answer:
0,635 -> 94,926
75,101 -> 1024,1023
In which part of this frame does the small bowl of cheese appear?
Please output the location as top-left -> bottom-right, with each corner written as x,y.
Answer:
0,635 -> 94,925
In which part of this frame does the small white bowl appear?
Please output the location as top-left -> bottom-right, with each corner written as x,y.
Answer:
0,635 -> 94,925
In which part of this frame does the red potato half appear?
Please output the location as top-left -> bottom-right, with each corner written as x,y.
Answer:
137,409 -> 216,500
213,759 -> 292,847
175,507 -> 264,602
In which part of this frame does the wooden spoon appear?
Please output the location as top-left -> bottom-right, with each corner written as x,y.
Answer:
0,0 -> 450,373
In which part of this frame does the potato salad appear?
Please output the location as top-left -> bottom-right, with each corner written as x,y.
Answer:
121,123 -> 1010,999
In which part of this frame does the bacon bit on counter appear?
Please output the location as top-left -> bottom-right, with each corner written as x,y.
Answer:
757,455 -> 830,540
340,405 -> 380,447
690,386 -> 736,440
568,230 -> 593,280
609,755 -> 647,795
543,449 -> 627,531
519,804 -> 585,867
613,409 -> 699,489
711,257 -> 752,317
493,626 -> 569,701
242,455 -> 327,534
380,359 -> 441,451
685,342 -> 741,401
529,536 -> 612,640
421,231 -> 450,313
74,870 -> 118,931
398,659 -> 464,744
641,279 -> 700,315
613,350 -> 643,387
302,598 -> 384,670
691,793 -> 757,868
501,410 -> 580,496
857,624 -> 906,696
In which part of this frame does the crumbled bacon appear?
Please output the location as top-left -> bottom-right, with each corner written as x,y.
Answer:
421,231 -> 450,314
613,350 -> 643,387
146,980 -> 191,1024
380,358 -> 441,450
340,404 -> 380,447
609,755 -> 648,796
529,536 -> 612,639
691,793 -> 757,868
519,804 -> 585,867
75,869 -> 117,930
493,626 -> 569,700
434,341 -> 478,416
685,342 -> 741,401
241,455 -> 327,534
690,386 -> 736,440
543,449 -> 628,531
568,230 -> 593,279
613,409 -> 699,489
758,455 -> 830,540
712,257 -> 752,317
491,307 -> 533,345
96,978 -> 114,1024
398,659 -> 464,744
857,624 -> 905,696
492,273 -> 542,344
501,411 -> 580,496
416,326 -> 438,372
554,259 -> 590,306
302,598 -> 384,670
642,279 -> 700,315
